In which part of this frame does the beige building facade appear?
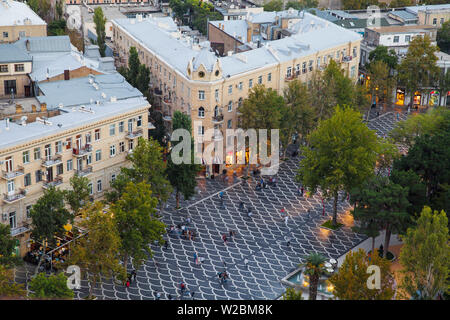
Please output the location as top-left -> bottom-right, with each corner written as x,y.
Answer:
0,74 -> 149,256
112,11 -> 361,175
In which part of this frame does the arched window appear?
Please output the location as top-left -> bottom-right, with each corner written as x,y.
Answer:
238,97 -> 243,108
198,107 -> 205,118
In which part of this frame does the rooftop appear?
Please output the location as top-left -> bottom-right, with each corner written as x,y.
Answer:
113,11 -> 360,79
388,10 -> 418,22
0,74 -> 148,150
0,0 -> 46,27
405,4 -> 450,14
367,24 -> 437,34
334,18 -> 391,29
0,43 -> 31,63
210,19 -> 249,44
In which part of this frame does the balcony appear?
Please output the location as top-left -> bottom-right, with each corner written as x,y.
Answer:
42,154 -> 62,167
2,166 -> 24,180
75,166 -> 93,177
213,130 -> 223,141
342,56 -> 353,63
125,129 -> 143,139
285,74 -> 295,81
42,176 -> 63,189
10,223 -> 30,237
72,144 -> 92,157
163,113 -> 172,121
153,88 -> 163,96
212,114 -> 224,124
3,189 -> 27,204
162,96 -> 172,105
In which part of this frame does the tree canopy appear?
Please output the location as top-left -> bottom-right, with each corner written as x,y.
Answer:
93,7 -> 107,57
437,20 -> 450,54
28,272 -> 74,299
0,224 -> 21,267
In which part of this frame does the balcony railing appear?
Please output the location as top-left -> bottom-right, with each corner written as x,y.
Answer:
42,176 -> 63,189
3,189 -> 27,204
72,144 -> 92,157
42,154 -> 62,167
162,96 -> 172,104
125,129 -> 143,139
1,166 -> 24,180
75,166 -> 93,177
212,114 -> 224,124
10,223 -> 30,237
342,55 -> 353,62
285,74 -> 295,81
163,113 -> 172,121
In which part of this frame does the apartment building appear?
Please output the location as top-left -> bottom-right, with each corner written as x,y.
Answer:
0,73 -> 150,256
65,0 -> 150,4
405,4 -> 450,27
0,0 -> 47,44
112,10 -> 361,175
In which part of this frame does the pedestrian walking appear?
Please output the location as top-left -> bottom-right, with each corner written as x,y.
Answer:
126,280 -> 130,288
186,217 -> 191,225
168,293 -> 173,300
180,282 -> 186,294
244,258 -> 249,268
301,186 -> 304,196
247,208 -> 253,218
193,252 -> 198,264
221,258 -> 227,268
154,291 -> 161,300
131,269 -> 137,282
164,239 -> 169,250
222,234 -> 228,245
191,291 -> 195,300
285,215 -> 289,224
239,201 -> 244,211
229,230 -> 235,240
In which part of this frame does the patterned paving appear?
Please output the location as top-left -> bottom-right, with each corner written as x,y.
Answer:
14,111 -> 409,300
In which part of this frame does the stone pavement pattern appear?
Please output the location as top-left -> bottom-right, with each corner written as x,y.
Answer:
14,111 -> 409,300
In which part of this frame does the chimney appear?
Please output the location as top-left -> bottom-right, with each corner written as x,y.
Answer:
41,103 -> 47,112
64,69 -> 70,80
222,24 -> 224,30
31,104 -> 37,113
15,104 -> 22,114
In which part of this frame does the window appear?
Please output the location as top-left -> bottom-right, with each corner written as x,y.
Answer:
323,56 -> 327,64
350,66 -> 356,78
198,107 -> 205,118
258,75 -> 262,84
249,79 -> 253,88
95,129 -> 101,141
19,31 -> 25,38
56,163 -> 63,175
198,90 -> 205,100
198,126 -> 204,136
215,89 -> 219,101
128,119 -> 133,132
238,97 -> 243,107
67,159 -> 73,171
393,36 -> 399,43
405,35 -> 411,42
317,57 -> 321,68
55,141 -> 62,154
111,174 -> 116,183
433,18 -> 437,25
109,124 -> 116,136
119,121 -> 124,133
119,141 -> 125,153
85,133 -> 91,144
295,64 -> 300,75
353,47 -> 357,58
88,183 -> 93,195
35,170 -> 42,183
227,119 -> 232,129
137,116 -> 142,127
23,151 -> 30,164
97,179 -> 102,192
302,62 -> 306,74
128,139 -> 134,151
110,145 -> 116,157
96,150 -> 102,161
34,147 -> 41,160
0,65 -> 8,73
238,82 -> 243,90
309,60 -> 313,72
65,138 -> 72,149
7,180 -> 14,193
440,18 -> 444,25
86,154 -> 92,165
26,205 -> 32,219
268,73 -> 272,82
228,85 -> 232,94
24,173 -> 31,187
14,64 -> 24,72
286,67 -> 292,78
9,212 -> 16,229
4,80 -> 16,95
336,51 -> 340,59
2,32 -> 8,38
228,101 -> 233,112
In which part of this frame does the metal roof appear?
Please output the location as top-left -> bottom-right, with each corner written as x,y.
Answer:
0,0 -> 46,27
0,43 -> 31,63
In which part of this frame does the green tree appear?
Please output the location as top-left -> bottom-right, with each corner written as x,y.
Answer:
93,7 -> 107,57
390,169 -> 428,218
282,287 -> 304,300
28,0 -> 51,21
399,206 -> 449,300
437,20 -> 450,54
127,47 -> 140,87
0,224 -> 21,267
67,202 -> 125,299
282,80 -> 315,154
285,0 -> 318,9
64,174 -> 90,216
0,265 -> 26,298
55,0 -> 63,20
323,59 -> 355,108
135,64 -> 150,95
342,0 -> 380,10
166,111 -> 201,208
48,19 -> 66,36
112,182 -> 166,274
297,105 -> 380,227
329,249 -> 395,300
303,253 -> 327,300
28,272 -> 74,299
122,137 -> 172,208
398,35 -> 440,106
368,45 -> 398,73
350,176 -> 411,258
309,69 -> 337,121
367,60 -> 395,109
264,0 -> 283,11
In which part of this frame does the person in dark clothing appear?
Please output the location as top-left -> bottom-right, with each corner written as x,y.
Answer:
131,270 -> 137,282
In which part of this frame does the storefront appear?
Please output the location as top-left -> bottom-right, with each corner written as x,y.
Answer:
413,91 -> 422,106
429,90 -> 440,107
395,88 -> 405,106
